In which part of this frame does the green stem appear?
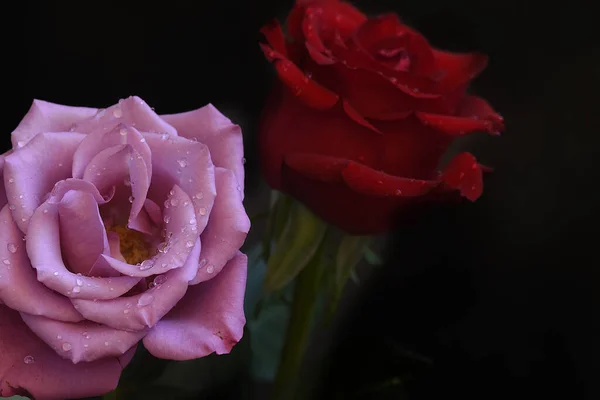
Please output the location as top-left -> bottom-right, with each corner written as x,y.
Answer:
271,236 -> 326,399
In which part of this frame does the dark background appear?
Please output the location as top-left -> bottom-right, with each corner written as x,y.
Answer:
2,0 -> 599,399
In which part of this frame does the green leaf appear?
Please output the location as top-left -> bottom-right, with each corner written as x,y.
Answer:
364,246 -> 383,266
263,202 -> 327,292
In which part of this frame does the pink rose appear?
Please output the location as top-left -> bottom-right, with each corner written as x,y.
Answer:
0,97 -> 250,399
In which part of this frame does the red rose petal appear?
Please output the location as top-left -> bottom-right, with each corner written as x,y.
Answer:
341,161 -> 438,197
260,20 -> 288,57
260,43 -> 340,110
458,95 -> 505,133
432,49 -> 489,92
284,153 -> 347,183
439,152 -> 484,201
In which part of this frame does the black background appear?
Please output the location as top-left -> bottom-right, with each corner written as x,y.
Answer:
2,1 -> 599,399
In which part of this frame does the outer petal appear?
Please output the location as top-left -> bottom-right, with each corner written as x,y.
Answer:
70,96 -> 177,137
26,202 -> 140,300
431,49 -> 488,93
259,84 -> 383,190
0,305 -> 132,400
58,190 -> 109,276
144,133 -> 216,228
438,152 -> 484,201
143,252 -> 247,360
160,104 -> 246,194
4,132 -> 85,232
190,168 -> 250,285
72,238 -> 200,332
20,313 -> 144,364
260,43 -> 340,110
0,206 -> 83,322
0,151 -> 12,210
10,99 -> 97,149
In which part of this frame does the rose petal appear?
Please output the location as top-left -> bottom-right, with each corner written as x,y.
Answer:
260,43 -> 340,110
0,151 -> 12,210
71,96 -> 177,137
260,19 -> 288,57
20,312 -> 144,364
190,169 -> 250,285
72,123 -> 151,184
106,232 -> 127,263
46,178 -> 114,205
99,185 -> 198,278
58,190 -> 109,276
82,144 -> 150,224
160,104 -> 246,195
439,152 -> 484,201
143,252 -> 247,360
144,198 -> 163,227
431,49 -> 489,93
4,132 -> 85,232
72,238 -> 200,331
0,306 -> 133,399
457,95 -> 505,133
26,202 -> 140,300
10,99 -> 97,149
0,205 -> 83,322
144,133 -> 216,228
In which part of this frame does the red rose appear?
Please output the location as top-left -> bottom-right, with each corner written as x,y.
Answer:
259,0 -> 504,234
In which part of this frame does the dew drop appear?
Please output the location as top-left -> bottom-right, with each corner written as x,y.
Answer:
43,209 -> 49,214
124,177 -> 131,186
128,195 -> 134,203
53,271 -> 59,276
137,293 -> 155,307
84,344 -> 89,348
170,198 -> 179,207
119,128 -> 127,136
185,240 -> 194,248
206,264 -> 215,274
7,243 -> 17,253
157,242 -> 169,253
183,200 -> 189,207
139,259 -> 155,271
2,259 -> 10,265
164,200 -> 170,208
163,215 -> 171,224
154,275 -> 167,285
8,177 -> 14,183
23,355 -> 35,364
123,309 -> 130,314
21,218 -> 26,222
194,192 -> 204,200
112,108 -> 123,118
198,258 -> 207,269
17,140 -> 25,148
62,342 -> 72,351
104,341 -> 110,346
395,189 -> 403,195
76,278 -> 83,286
198,207 -> 207,216
8,205 -> 15,211
169,189 -> 175,196
177,158 -> 188,168
189,218 -> 195,225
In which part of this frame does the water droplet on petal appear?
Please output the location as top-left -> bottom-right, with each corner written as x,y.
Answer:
72,286 -> 81,293
140,137 -> 146,143
8,205 -> 15,211
177,158 -> 188,168
128,195 -> 134,203
119,128 -> 127,136
123,309 -> 130,314
154,275 -> 167,285
137,293 -> 155,307
198,207 -> 207,216
112,108 -> 123,118
7,243 -> 17,253
198,258 -> 207,269
163,215 -> 170,224
185,240 -> 194,248
62,342 -> 72,351
124,177 -> 131,186
104,341 -> 110,346
139,259 -> 155,271
183,201 -> 189,207
170,198 -> 179,207
8,177 -> 14,184
17,141 -> 25,148
23,355 -> 35,364
194,192 -> 204,200
56,335 -> 62,340
206,264 -> 215,274
2,259 -> 10,265
53,271 -> 59,276
76,278 -> 83,286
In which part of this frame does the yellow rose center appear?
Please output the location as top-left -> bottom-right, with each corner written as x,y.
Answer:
104,223 -> 153,265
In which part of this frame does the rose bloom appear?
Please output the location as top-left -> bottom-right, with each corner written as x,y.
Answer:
259,0 -> 504,234
0,97 -> 250,399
